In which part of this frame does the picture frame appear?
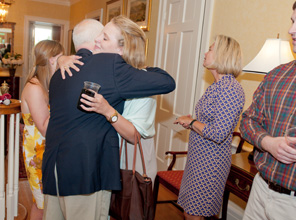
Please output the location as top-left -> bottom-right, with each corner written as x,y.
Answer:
126,0 -> 151,31
145,39 -> 148,58
85,8 -> 104,23
68,29 -> 75,55
106,0 -> 123,23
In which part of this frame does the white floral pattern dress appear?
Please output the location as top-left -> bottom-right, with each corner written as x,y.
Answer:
22,113 -> 45,209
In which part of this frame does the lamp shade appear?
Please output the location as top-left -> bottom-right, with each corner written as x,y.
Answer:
243,38 -> 294,74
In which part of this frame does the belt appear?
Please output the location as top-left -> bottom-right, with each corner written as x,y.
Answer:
261,175 -> 296,196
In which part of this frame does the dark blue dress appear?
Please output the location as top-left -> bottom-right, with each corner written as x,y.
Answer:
177,74 -> 245,216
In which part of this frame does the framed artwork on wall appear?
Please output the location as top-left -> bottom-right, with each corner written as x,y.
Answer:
85,8 -> 104,23
106,0 -> 123,23
126,0 -> 151,31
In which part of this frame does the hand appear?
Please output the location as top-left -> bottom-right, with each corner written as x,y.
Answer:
174,115 -> 192,129
79,93 -> 114,118
262,136 -> 296,164
58,55 -> 84,79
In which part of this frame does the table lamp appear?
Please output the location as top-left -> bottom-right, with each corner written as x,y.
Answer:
243,38 -> 294,74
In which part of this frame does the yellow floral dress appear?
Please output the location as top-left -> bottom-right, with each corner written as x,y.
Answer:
22,113 -> 45,209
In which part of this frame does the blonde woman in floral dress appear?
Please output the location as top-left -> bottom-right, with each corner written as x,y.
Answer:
21,40 -> 64,220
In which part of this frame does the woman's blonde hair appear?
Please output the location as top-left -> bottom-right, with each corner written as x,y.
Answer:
111,15 -> 146,69
208,35 -> 242,78
26,40 -> 64,93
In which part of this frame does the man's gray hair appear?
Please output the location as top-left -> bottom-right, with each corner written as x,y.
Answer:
73,19 -> 104,50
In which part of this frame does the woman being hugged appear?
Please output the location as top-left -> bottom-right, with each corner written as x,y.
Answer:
91,15 -> 158,180
174,35 -> 245,220
21,40 -> 64,220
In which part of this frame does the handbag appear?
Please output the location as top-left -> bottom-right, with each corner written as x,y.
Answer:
109,128 -> 155,220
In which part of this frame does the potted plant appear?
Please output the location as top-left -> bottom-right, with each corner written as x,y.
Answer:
2,52 -> 23,76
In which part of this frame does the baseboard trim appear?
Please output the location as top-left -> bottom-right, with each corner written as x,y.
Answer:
227,200 -> 245,220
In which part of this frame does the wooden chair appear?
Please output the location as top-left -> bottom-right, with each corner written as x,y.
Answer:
153,132 -> 245,213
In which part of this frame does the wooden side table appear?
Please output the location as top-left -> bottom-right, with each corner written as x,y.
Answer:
221,152 -> 258,220
0,99 -> 26,220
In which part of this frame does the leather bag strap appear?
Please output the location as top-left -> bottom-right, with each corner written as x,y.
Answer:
119,126 -> 148,176
119,137 -> 128,169
133,129 -> 147,176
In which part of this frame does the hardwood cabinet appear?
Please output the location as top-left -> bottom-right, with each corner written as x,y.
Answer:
222,152 -> 258,220
0,71 -> 20,99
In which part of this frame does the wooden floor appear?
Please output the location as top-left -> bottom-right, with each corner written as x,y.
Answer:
17,179 -> 184,220
155,185 -> 184,220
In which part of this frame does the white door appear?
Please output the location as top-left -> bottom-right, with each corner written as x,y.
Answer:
154,0 -> 214,171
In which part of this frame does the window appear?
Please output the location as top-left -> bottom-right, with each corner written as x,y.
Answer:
34,25 -> 53,45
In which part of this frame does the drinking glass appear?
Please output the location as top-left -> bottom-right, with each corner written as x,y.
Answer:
285,127 -> 296,149
77,81 -> 101,110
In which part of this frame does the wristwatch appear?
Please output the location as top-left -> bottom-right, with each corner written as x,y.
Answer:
108,110 -> 118,123
189,119 -> 197,129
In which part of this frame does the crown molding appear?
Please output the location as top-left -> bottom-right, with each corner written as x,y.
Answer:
29,0 -> 81,6
70,0 -> 80,5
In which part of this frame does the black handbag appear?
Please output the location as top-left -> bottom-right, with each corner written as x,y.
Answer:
109,128 -> 154,220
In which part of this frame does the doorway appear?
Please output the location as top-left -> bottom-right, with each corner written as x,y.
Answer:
21,16 -> 69,93
26,22 -> 63,82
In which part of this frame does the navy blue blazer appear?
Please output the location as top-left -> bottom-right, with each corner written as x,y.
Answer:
42,49 -> 175,196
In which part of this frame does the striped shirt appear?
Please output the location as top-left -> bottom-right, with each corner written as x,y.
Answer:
240,60 -> 296,191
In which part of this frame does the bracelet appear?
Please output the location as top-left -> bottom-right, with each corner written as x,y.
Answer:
189,119 -> 197,129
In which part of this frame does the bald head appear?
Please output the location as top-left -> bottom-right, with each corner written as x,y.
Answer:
73,19 -> 104,51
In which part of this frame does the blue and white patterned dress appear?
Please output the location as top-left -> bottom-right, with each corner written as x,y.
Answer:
177,74 -> 245,217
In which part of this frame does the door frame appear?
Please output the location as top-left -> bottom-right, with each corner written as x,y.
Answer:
21,15 -> 69,92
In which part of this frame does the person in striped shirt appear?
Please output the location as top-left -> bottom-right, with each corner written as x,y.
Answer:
240,2 -> 296,219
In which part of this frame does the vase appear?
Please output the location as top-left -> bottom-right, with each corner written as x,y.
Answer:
8,68 -> 16,77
